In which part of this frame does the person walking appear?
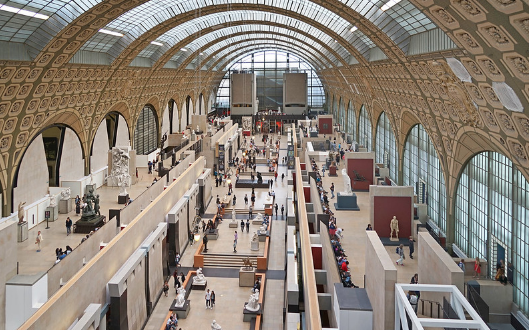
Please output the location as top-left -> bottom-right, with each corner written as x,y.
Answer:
275,203 -> 279,217
205,289 -> 212,309
241,219 -> 245,232
35,231 -> 43,252
211,290 -> 216,308
180,272 -> 186,284
281,204 -> 285,217
281,173 -> 285,182
473,257 -> 481,279
246,219 -> 250,232
233,195 -> 236,205
248,205 -> 253,219
408,236 -> 415,259
330,183 -> 335,199
396,244 -> 405,266
322,167 -> 325,177
173,270 -> 181,288
203,235 -> 209,252
66,217 -> 72,235
244,194 -> 248,205
233,239 -> 237,253
175,252 -> 181,267
215,176 -> 219,187
163,281 -> 169,297
234,231 -> 238,244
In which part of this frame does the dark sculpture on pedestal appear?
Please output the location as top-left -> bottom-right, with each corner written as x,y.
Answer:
74,188 -> 106,233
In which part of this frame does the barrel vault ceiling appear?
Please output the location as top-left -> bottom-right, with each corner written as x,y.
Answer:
0,0 -> 527,213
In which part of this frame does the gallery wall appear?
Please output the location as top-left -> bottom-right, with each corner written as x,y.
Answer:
91,119 -> 109,172
58,128 -> 84,182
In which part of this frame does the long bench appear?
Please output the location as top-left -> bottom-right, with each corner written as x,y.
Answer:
160,270 -> 195,330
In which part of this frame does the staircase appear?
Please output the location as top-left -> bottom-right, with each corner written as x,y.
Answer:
203,253 -> 259,268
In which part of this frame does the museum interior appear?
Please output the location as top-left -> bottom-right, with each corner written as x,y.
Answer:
0,0 -> 528,330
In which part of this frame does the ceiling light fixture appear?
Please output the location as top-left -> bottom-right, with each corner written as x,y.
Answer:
99,29 -> 124,37
151,41 -> 163,46
381,0 -> 402,11
0,4 -> 49,20
350,26 -> 358,32
181,48 -> 188,52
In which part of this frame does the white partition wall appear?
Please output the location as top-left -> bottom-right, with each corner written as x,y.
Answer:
283,73 -> 307,115
59,128 -> 84,183
116,116 -> 130,147
231,73 -> 256,115
91,120 -> 110,172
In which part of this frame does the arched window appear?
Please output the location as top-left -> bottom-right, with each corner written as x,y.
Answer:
375,112 -> 398,181
134,105 -> 158,155
358,105 -> 372,150
347,102 -> 356,139
338,99 -> 345,130
403,124 -> 446,231
455,151 -> 529,313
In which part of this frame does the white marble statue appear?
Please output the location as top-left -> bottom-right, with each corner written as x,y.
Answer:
211,320 -> 222,330
60,188 -> 71,201
255,213 -> 263,223
192,267 -> 207,285
341,169 -> 353,195
18,201 -> 26,223
259,224 -> 267,231
49,195 -> 57,207
390,216 -> 399,239
174,287 -> 186,308
252,232 -> 259,242
245,289 -> 260,312
196,124 -> 200,132
109,147 -> 131,196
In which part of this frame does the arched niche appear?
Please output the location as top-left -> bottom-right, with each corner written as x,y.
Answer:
134,104 -> 159,155
13,125 -> 84,213
375,112 -> 398,181
91,112 -> 130,172
358,105 -> 372,151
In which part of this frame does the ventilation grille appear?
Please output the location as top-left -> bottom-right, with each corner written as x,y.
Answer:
446,58 -> 472,82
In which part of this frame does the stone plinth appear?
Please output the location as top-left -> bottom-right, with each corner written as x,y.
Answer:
17,222 -> 28,242
229,221 -> 238,228
74,216 -> 106,234
46,205 -> 59,222
243,303 -> 262,322
118,194 -> 129,204
58,199 -> 71,214
334,192 -> 360,211
257,230 -> 269,242
170,300 -> 190,319
239,268 -> 256,287
251,240 -> 259,251
206,229 -> 219,240
328,165 -> 337,176
191,281 -> 207,290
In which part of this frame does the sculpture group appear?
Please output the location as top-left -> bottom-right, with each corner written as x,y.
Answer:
109,147 -> 131,196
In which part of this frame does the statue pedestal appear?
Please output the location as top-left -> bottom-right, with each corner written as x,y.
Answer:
191,281 -> 207,290
206,229 -> 219,240
257,230 -> 269,242
17,222 -> 28,242
328,165 -> 337,176
170,299 -> 190,319
251,240 -> 259,251
334,192 -> 360,211
239,267 -> 256,287
243,303 -> 262,322
46,205 -> 58,222
389,237 -> 399,242
118,194 -> 129,204
74,215 -> 106,234
85,184 -> 96,194
229,221 -> 238,228
58,199 -> 71,214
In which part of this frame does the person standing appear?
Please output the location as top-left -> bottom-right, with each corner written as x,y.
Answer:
246,219 -> 250,233
175,252 -> 181,267
281,204 -> 285,217
205,289 -> 212,309
241,219 -> 245,232
66,217 -> 72,235
211,290 -> 216,308
148,160 -> 153,174
35,231 -> 43,252
408,236 -> 415,259
281,173 -> 285,182
163,281 -> 169,297
180,272 -> 186,285
473,257 -> 481,279
396,244 -> 405,266
275,203 -> 279,217
234,231 -> 238,244
322,167 -> 325,177
233,239 -> 237,253
215,176 -> 219,187
203,235 -> 208,252
330,183 -> 335,199
458,259 -> 466,273
248,205 -> 253,219
244,194 -> 248,205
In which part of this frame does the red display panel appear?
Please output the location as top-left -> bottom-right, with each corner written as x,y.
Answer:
347,158 -> 373,190
303,186 -> 311,202
319,118 -> 333,134
311,245 -> 322,269
373,196 -> 412,238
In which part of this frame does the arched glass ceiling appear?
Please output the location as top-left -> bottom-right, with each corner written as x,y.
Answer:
199,39 -> 328,71
84,10 -> 367,63
156,26 -> 344,69
0,0 -> 442,60
136,20 -> 353,66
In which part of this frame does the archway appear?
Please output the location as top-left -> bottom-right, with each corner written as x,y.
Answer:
358,105 -> 372,150
375,112 -> 398,181
91,112 -> 130,172
134,104 -> 159,155
185,96 -> 192,127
